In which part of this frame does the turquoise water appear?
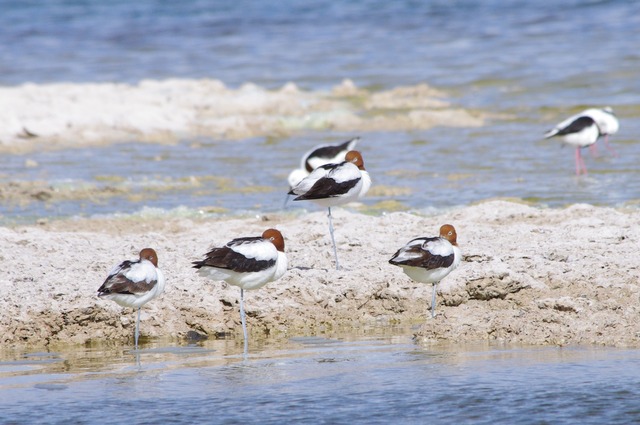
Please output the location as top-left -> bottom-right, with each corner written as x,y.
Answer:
1,335 -> 640,424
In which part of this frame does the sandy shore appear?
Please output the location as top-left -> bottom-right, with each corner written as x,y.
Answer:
0,79 -> 483,154
2,200 -> 639,349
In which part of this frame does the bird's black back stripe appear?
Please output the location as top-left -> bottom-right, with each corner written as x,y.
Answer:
294,177 -> 359,200
557,116 -> 596,135
389,237 -> 454,270
227,236 -> 264,247
304,140 -> 354,172
98,272 -> 157,296
193,246 -> 275,273
389,250 -> 454,269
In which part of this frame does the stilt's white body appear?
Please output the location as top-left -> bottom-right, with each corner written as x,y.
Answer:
581,107 -> 619,137
545,114 -> 601,175
545,116 -> 600,148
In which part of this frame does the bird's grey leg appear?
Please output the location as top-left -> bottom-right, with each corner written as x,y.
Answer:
135,307 -> 141,350
240,288 -> 248,356
327,207 -> 340,270
431,283 -> 438,318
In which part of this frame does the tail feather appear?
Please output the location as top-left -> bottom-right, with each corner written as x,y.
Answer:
544,128 -> 559,139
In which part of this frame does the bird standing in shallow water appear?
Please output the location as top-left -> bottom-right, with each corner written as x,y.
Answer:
192,229 -> 288,355
389,224 -> 461,318
97,248 -> 166,350
544,115 -> 600,175
580,107 -> 619,156
289,150 -> 371,270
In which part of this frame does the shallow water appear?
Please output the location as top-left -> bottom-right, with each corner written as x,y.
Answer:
1,332 -> 640,424
1,125 -> 639,224
1,0 -> 639,223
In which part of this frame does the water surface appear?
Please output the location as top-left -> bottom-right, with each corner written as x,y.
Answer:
1,333 -> 640,424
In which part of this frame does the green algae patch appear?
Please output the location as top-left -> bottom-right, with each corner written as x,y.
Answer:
367,185 -> 412,197
364,199 -> 409,213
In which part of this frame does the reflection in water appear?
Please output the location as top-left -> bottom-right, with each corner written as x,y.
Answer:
1,333 -> 640,423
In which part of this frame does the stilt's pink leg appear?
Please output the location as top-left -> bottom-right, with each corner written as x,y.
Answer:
603,135 -> 619,157
575,148 -> 587,175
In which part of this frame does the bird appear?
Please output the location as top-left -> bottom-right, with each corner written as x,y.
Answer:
580,107 -> 619,156
288,150 -> 371,270
192,228 -> 288,354
97,248 -> 166,350
287,137 -> 360,190
389,224 -> 461,319
544,115 -> 600,175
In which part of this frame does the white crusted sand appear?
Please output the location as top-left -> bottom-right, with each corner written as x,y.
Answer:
2,200 -> 639,349
0,79 -> 483,153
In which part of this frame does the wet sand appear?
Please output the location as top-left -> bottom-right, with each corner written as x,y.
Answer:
2,200 -> 639,349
